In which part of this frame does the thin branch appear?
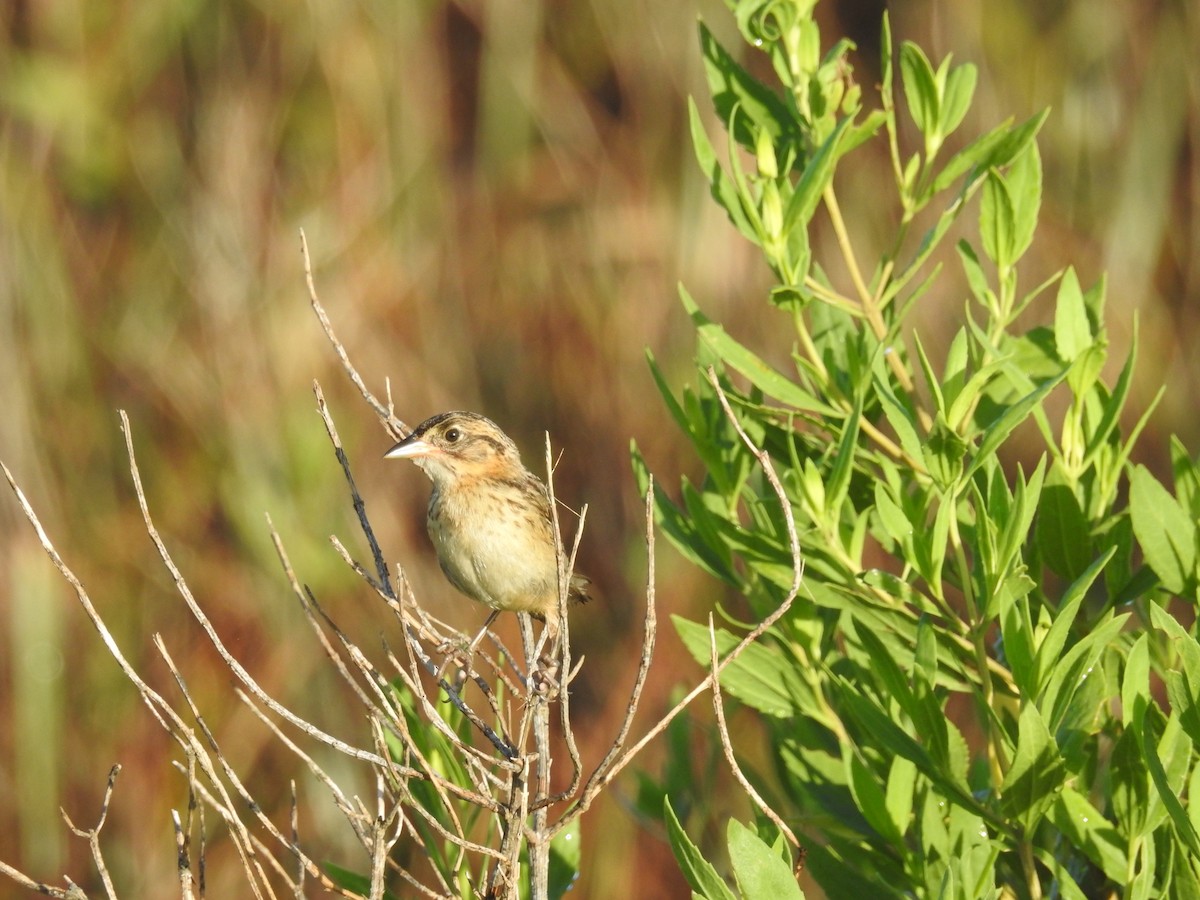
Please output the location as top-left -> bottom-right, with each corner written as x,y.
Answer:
706,366 -> 804,596
172,809 -> 197,900
60,764 -> 122,900
300,229 -> 404,435
707,617 -> 800,850
49,768 -> 120,900
538,434 -> 585,807
313,380 -> 392,589
0,858 -> 83,900
549,479 -> 657,837
236,689 -> 371,850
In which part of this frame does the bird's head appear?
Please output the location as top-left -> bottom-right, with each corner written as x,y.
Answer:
385,411 -> 524,485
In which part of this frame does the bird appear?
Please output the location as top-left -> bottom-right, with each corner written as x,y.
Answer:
385,411 -> 589,657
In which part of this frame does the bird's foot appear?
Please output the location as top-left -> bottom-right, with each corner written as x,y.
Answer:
434,637 -> 477,687
528,653 -> 561,698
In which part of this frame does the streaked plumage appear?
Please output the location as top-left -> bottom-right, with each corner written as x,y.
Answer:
386,411 -> 589,644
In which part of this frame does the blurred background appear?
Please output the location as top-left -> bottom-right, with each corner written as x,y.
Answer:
0,0 -> 1196,895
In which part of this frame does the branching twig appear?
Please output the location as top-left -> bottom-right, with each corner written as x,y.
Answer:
60,764 -> 122,900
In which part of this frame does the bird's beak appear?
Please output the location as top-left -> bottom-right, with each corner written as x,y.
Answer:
384,435 -> 434,459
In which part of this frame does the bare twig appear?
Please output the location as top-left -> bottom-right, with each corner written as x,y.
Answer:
547,479 -> 657,838
313,380 -> 392,589
707,617 -> 800,850
536,434 -> 586,809
300,229 -> 405,436
178,771 -> 386,900
705,366 -> 804,600
0,858 -> 85,900
60,764 -> 121,900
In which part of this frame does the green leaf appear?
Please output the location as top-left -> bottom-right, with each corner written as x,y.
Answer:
1039,612 -> 1129,735
664,797 -> 738,900
854,624 -> 916,715
845,746 -> 905,847
1005,142 -> 1042,263
874,366 -> 925,463
930,110 -> 1048,196
980,169 -> 1015,271
783,116 -> 851,234
1121,633 -> 1151,728
922,414 -> 967,490
1035,463 -> 1090,580
1054,267 -> 1091,363
1130,464 -> 1197,594
941,328 -> 970,409
673,617 -> 806,718
976,109 -> 1050,171
1109,727 -> 1150,839
995,458 -> 1046,581
833,677 -> 979,813
632,449 -> 738,586
1170,435 -> 1200,520
826,398 -> 862,516
1190,763 -> 1200,850
1151,604 -> 1200,746
899,42 -> 939,138
549,817 -> 581,899
944,357 -> 1009,435
689,97 -> 758,243
1031,847 -> 1089,900
1080,329 -> 1138,471
912,493 -> 954,597
699,22 -> 797,154
999,587 -> 1036,696
1046,788 -> 1128,883
680,286 -> 836,414
939,62 -> 976,138
1171,841 -> 1200,900
912,332 -> 945,413
873,480 -> 913,545
1134,699 -> 1200,858
803,843 -> 907,899
908,627 -> 951,772
957,240 -> 991,304
885,756 -> 917,847
963,368 -> 1066,482
1000,702 -> 1066,829
727,819 -> 805,900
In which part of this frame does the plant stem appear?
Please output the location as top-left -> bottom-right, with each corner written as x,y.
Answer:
949,509 -> 1009,789
824,184 -> 932,431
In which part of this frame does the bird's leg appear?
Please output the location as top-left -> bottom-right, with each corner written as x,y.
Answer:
467,609 -> 501,657
529,616 -> 561,697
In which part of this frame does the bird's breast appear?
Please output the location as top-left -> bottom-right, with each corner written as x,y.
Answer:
426,482 -> 559,613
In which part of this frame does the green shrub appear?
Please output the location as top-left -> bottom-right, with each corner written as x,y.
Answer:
639,1 -> 1200,896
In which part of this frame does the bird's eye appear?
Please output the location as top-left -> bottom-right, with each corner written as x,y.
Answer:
444,427 -> 461,443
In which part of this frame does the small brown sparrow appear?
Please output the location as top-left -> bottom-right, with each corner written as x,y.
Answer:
385,412 -> 589,653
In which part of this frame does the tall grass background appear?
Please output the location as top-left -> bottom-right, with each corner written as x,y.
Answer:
0,0 -> 1196,895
